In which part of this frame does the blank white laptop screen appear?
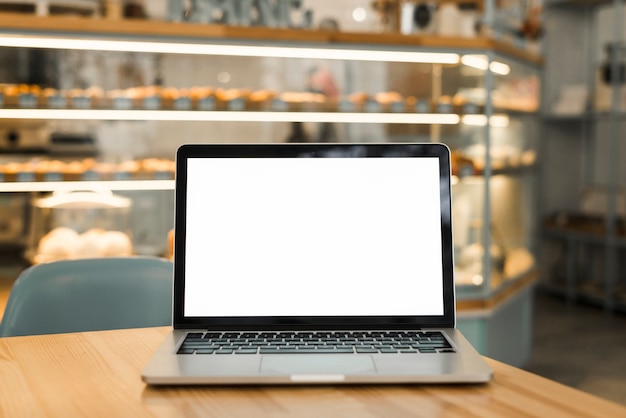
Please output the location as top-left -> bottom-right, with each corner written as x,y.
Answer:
183,157 -> 444,317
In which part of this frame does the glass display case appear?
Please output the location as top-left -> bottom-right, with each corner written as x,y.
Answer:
0,10 -> 541,364
27,190 -> 133,263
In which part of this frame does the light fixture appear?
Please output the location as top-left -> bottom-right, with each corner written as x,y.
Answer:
461,114 -> 510,127
0,180 -> 175,193
352,7 -> 367,23
217,71 -> 231,84
0,34 -> 460,64
471,274 -> 484,286
461,55 -> 511,75
0,109 -> 461,124
36,190 -> 131,209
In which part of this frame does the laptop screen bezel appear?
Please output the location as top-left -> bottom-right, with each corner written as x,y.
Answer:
172,143 -> 456,330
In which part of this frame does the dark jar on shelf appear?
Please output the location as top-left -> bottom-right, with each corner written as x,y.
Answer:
601,42 -> 626,85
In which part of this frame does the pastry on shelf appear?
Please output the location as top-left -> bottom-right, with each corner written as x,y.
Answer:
126,85 -> 163,109
160,87 -> 191,109
140,158 -> 175,178
188,86 -> 214,100
107,89 -> 133,109
247,89 -> 278,110
34,159 -> 65,181
115,160 -> 141,179
67,87 -> 104,109
277,91 -> 327,111
375,91 -> 406,112
92,161 -> 116,180
436,95 -> 454,113
214,88 -> 251,110
338,91 -> 368,112
62,160 -> 88,180
42,87 -> 67,108
188,86 -> 215,110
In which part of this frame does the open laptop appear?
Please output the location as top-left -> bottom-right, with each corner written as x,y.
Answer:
142,142 -> 493,385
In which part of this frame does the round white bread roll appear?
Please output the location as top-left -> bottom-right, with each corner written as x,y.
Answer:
100,230 -> 133,256
38,227 -> 80,260
73,228 -> 106,259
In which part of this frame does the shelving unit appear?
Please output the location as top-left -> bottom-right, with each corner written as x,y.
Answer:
0,10 -> 542,365
541,0 -> 626,311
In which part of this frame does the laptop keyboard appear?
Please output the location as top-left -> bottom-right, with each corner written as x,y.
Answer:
177,331 -> 456,355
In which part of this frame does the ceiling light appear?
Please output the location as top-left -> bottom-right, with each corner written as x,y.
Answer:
352,7 -> 367,23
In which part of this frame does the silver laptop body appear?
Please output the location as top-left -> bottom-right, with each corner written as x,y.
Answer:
142,143 -> 493,385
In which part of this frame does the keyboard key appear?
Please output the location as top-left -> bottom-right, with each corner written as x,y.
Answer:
235,349 -> 258,354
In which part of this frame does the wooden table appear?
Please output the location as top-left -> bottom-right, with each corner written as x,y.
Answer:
1,327 -> 624,417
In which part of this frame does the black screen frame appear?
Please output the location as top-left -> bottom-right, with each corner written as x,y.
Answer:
173,143 -> 456,330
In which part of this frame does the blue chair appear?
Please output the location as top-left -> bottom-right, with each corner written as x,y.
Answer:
0,256 -> 173,337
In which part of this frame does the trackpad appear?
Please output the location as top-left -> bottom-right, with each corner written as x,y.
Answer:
260,355 -> 376,375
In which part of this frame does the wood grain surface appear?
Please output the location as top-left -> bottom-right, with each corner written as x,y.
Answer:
0,326 -> 624,417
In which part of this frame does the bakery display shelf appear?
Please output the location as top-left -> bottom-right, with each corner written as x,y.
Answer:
0,179 -> 174,192
0,12 -> 543,65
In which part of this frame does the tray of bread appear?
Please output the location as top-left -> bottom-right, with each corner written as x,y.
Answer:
0,83 -> 477,114
0,157 -> 175,182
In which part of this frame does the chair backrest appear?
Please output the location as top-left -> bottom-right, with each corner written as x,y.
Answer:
0,256 -> 173,337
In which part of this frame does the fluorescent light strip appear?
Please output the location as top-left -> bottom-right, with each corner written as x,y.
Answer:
0,109 -> 460,124
0,180 -> 175,193
461,114 -> 510,127
0,35 -> 459,64
461,55 -> 511,76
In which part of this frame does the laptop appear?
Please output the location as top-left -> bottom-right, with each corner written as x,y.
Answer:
142,142 -> 493,385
